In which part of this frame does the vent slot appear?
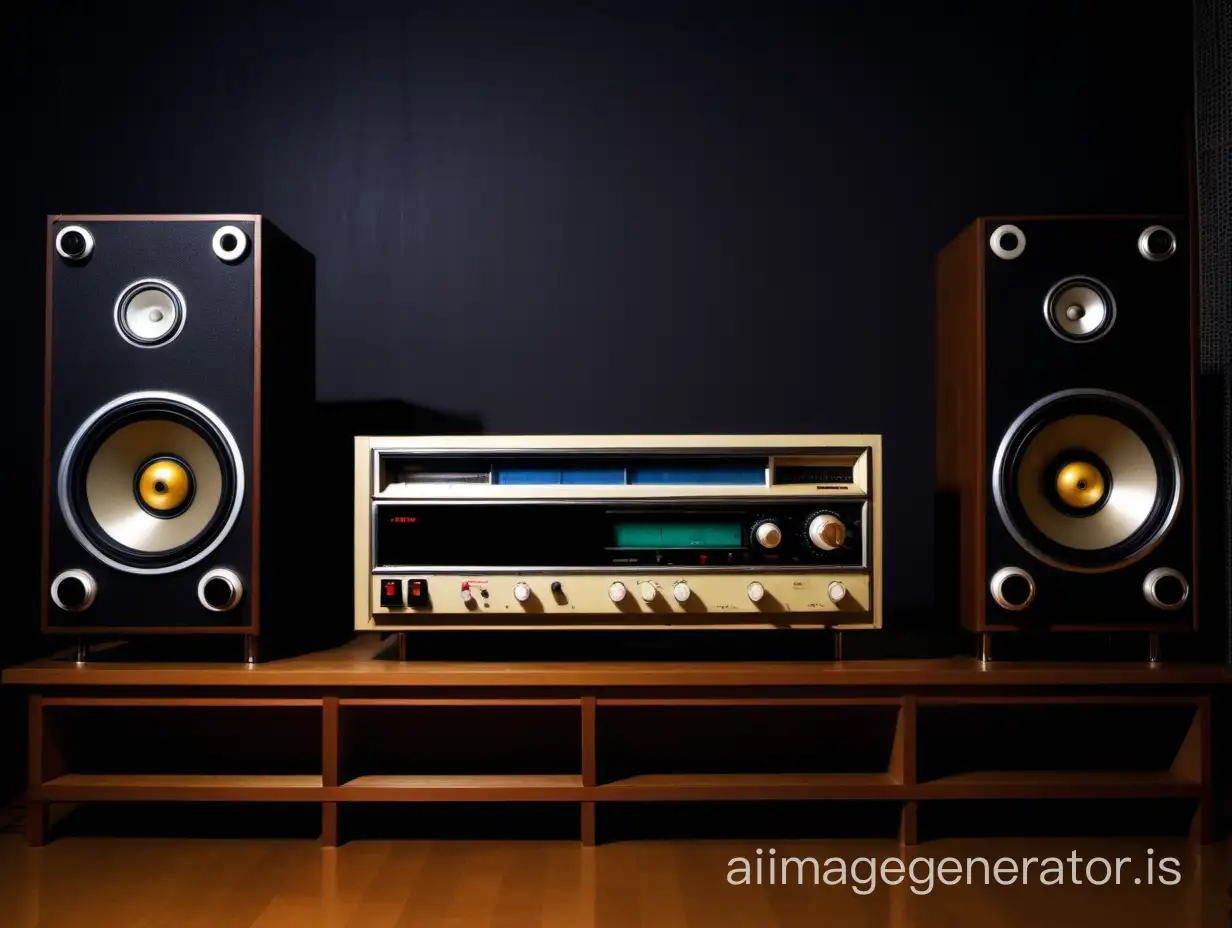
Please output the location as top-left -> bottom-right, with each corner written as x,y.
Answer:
773,465 -> 854,485
386,457 -> 491,484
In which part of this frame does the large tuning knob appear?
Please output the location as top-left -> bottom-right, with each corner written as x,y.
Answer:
807,513 -> 847,551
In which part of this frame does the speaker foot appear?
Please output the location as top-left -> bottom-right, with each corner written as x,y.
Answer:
833,630 -> 844,662
244,637 -> 259,664
74,638 -> 89,665
978,633 -> 993,664
1148,633 -> 1162,664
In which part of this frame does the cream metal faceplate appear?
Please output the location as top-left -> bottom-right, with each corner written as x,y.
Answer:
355,435 -> 882,631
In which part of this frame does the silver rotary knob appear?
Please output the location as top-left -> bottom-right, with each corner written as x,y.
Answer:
754,522 -> 782,549
608,582 -> 627,603
639,583 -> 657,603
673,581 -> 691,603
747,581 -> 765,603
51,569 -> 96,612
198,568 -> 244,612
513,582 -> 532,603
807,514 -> 847,551
827,581 -> 847,603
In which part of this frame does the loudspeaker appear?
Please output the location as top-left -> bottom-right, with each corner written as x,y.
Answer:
42,215 -> 319,659
936,216 -> 1196,634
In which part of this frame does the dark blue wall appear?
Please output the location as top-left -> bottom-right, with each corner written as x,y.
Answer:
1,3 -> 1194,643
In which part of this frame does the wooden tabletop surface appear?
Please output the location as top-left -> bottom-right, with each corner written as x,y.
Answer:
4,635 -> 1229,688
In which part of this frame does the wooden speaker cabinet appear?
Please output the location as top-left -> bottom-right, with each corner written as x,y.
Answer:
936,216 -> 1197,638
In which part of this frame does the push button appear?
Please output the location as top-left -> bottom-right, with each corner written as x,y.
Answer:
380,579 -> 404,607
407,578 -> 430,607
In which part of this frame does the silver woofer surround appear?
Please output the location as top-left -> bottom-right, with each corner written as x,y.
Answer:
57,391 -> 246,575
992,389 -> 1183,573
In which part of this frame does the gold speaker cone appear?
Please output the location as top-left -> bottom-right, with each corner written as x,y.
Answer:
137,458 -> 192,512
1016,414 -> 1157,551
1054,461 -> 1106,509
86,419 -> 224,553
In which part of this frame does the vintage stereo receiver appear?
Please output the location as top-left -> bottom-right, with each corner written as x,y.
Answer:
354,435 -> 882,630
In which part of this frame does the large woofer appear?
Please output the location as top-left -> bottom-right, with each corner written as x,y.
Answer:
57,392 -> 244,574
992,389 -> 1182,572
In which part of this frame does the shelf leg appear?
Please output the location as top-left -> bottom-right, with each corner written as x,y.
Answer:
24,800 -> 48,847
74,638 -> 89,664
321,802 -> 339,848
978,633 -> 992,664
581,801 -> 596,847
397,632 -> 408,662
1148,634 -> 1162,664
833,630 -> 843,662
244,637 -> 259,664
898,801 -> 918,846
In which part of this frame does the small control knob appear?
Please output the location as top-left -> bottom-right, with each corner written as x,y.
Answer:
807,513 -> 847,551
513,582 -> 532,603
460,583 -> 474,604
51,569 -> 96,612
198,568 -> 243,612
754,522 -> 782,549
989,567 -> 1035,611
827,581 -> 847,604
673,581 -> 691,603
1143,568 -> 1189,611
608,582 -> 627,603
640,583 -> 657,603
747,581 -> 765,603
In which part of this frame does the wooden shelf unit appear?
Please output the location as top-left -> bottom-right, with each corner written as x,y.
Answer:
6,636 -> 1224,847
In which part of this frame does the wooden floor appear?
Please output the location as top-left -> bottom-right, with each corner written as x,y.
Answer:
1,831 -> 1228,927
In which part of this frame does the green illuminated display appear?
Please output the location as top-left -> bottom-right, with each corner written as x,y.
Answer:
612,522 -> 743,549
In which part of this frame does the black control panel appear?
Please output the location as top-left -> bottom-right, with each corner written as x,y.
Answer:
374,500 -> 867,569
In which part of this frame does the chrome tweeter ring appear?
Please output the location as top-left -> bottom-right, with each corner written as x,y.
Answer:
212,225 -> 249,263
990,566 -> 1035,611
1142,568 -> 1189,611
